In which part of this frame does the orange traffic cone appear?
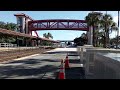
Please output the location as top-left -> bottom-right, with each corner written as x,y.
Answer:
65,54 -> 70,69
58,60 -> 65,79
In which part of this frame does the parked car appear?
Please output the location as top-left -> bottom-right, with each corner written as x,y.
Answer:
107,45 -> 120,49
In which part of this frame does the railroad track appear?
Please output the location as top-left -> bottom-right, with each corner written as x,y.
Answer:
0,48 -> 52,63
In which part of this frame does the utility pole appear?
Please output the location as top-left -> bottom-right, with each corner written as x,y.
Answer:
105,11 -> 107,48
117,11 -> 119,49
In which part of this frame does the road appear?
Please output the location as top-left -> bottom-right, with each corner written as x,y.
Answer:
0,48 -> 84,79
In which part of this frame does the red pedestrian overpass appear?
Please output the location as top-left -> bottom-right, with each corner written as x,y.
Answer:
28,19 -> 89,35
14,13 -> 92,46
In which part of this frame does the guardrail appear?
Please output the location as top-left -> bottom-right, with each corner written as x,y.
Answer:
0,43 -> 17,47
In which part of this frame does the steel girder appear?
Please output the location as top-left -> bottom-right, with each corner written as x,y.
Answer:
28,19 -> 89,32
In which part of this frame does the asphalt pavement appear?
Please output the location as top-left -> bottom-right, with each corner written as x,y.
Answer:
0,48 -> 85,79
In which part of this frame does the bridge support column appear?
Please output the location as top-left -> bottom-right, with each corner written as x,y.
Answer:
87,26 -> 93,45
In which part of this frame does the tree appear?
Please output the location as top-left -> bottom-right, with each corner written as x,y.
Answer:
43,33 -> 47,38
67,42 -> 71,45
0,34 -> 16,43
42,32 -> 53,46
81,33 -> 86,38
43,32 -> 53,39
97,31 -> 105,47
85,12 -> 118,48
0,21 -> 18,43
100,14 -> 118,48
5,22 -> 18,31
0,21 -> 6,28
47,32 -> 53,39
74,33 -> 88,46
85,12 -> 102,47
0,21 -> 18,31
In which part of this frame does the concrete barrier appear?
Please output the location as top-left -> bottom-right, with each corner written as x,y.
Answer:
77,45 -> 120,79
84,48 -> 120,79
77,45 -> 94,64
92,53 -> 120,79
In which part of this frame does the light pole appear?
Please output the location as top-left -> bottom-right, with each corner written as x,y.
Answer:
105,11 -> 108,48
116,11 -> 119,49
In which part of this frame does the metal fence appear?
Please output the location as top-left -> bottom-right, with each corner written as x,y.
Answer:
0,43 -> 17,47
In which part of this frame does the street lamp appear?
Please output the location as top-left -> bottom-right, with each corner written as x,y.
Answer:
117,11 -> 119,49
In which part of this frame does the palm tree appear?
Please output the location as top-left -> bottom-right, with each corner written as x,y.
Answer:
43,32 -> 53,39
97,31 -> 105,46
5,22 -> 18,31
47,32 -> 53,39
0,21 -> 6,28
0,21 -> 19,44
85,12 -> 102,47
42,32 -> 53,46
100,14 -> 118,48
43,33 -> 47,38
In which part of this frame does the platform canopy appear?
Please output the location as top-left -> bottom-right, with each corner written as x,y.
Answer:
0,28 -> 60,43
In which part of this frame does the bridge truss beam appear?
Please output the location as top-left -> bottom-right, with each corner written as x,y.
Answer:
28,19 -> 89,32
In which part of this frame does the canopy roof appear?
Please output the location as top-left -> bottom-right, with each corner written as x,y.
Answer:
0,28 -> 60,43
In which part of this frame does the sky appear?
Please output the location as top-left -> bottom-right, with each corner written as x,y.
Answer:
0,11 -> 119,40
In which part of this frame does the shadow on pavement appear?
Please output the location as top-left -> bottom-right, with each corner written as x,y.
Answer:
7,59 -> 42,64
0,64 -> 58,79
41,59 -> 60,62
0,58 -> 60,79
65,67 -> 85,79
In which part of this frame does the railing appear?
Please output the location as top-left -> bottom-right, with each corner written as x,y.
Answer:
0,43 -> 17,47
28,19 -> 89,31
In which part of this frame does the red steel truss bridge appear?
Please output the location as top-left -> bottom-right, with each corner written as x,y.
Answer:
28,19 -> 89,34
